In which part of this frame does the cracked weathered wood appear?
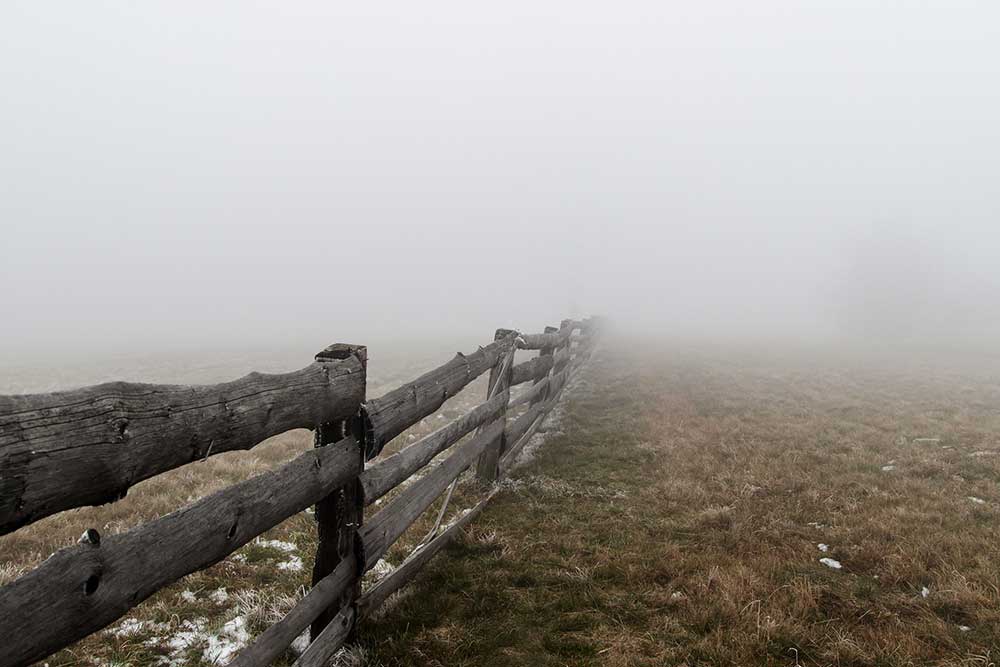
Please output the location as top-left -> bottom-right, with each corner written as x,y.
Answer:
0,354 -> 365,535
551,346 -> 572,374
519,329 -> 571,350
357,491 -> 493,618
362,338 -> 510,459
475,330 -> 515,483
505,402 -> 545,447
310,344 -> 366,641
529,325 -> 559,407
499,410 -> 547,475
230,558 -> 355,667
509,354 -> 553,387
360,389 -> 508,506
549,367 -> 570,399
0,437 -> 361,667
510,376 -> 548,408
360,419 -> 503,571
292,606 -> 355,667
501,357 -> 587,475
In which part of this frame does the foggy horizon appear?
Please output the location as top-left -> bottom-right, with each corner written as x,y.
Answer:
3,2 -> 1000,363
5,5 -> 1000,662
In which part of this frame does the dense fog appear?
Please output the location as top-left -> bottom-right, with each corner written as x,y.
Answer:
2,2 -> 999,368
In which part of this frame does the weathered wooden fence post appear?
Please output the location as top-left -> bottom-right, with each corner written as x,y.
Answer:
557,319 -> 576,365
531,325 -> 559,406
311,343 -> 367,643
574,317 -> 595,364
549,320 -> 576,403
475,329 -> 516,483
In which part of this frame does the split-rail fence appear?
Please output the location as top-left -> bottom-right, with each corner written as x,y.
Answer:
0,316 -> 602,666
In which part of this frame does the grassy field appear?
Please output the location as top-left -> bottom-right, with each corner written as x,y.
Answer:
4,337 -> 1000,665
361,338 -> 1000,666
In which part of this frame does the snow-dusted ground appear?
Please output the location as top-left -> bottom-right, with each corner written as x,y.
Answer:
819,557 -> 843,570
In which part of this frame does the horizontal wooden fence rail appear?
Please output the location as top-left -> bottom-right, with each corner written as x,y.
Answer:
356,488 -> 495,619
0,356 -> 365,536
359,389 -> 509,506
0,316 -> 603,667
362,340 -> 508,460
509,354 -> 553,386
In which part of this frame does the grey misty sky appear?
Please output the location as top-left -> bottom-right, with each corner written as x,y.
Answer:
2,1 -> 999,358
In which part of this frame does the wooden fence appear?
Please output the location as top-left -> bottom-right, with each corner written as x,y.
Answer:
0,316 -> 602,667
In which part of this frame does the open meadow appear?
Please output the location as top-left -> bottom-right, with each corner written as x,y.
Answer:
360,337 -> 1000,666
3,336 -> 1000,666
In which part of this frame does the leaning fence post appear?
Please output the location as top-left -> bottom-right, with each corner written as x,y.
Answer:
311,343 -> 367,642
475,329 -> 516,483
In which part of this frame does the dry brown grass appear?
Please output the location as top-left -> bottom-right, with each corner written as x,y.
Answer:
360,337 -> 1000,666
5,336 -> 1000,665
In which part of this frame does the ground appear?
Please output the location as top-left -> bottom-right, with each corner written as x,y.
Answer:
361,339 -> 1000,666
3,337 -> 1000,665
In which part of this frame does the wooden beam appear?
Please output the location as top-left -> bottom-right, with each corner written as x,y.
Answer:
509,355 -> 554,387
548,368 -> 570,399
360,419 -> 502,571
360,389 -> 508,506
509,377 -> 548,408
504,402 -> 545,447
0,437 -> 361,667
292,606 -> 355,667
530,325 -> 558,407
551,346 -> 572,374
518,329 -> 570,350
362,339 -> 506,459
230,558 -> 355,667
357,492 -> 493,618
499,411 -> 547,475
475,330 -> 516,483
0,353 -> 365,535
311,344 -> 366,641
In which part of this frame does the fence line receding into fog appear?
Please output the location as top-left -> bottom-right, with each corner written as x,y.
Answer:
0,316 -> 604,667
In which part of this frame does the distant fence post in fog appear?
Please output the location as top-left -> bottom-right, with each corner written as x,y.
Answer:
475,328 -> 516,484
0,316 -> 603,667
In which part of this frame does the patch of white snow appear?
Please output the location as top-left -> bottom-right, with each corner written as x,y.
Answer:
370,559 -> 395,578
256,538 -> 297,553
109,617 -> 146,636
277,556 -> 304,571
202,616 -> 250,664
162,617 -> 209,664
291,630 -> 310,655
